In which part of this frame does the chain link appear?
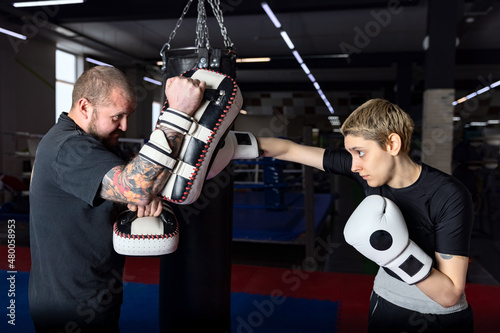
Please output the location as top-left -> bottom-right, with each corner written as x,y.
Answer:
160,0 -> 234,58
160,0 -> 193,56
208,0 -> 234,48
195,0 -> 210,49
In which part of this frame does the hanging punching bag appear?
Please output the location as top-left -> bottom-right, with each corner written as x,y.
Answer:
158,1 -> 237,332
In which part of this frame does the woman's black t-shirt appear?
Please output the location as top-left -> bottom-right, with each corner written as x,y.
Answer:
323,148 -> 474,258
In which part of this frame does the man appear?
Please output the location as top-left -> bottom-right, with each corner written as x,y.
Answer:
29,66 -> 205,332
258,98 -> 474,332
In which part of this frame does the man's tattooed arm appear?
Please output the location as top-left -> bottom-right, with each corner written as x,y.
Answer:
100,130 -> 184,205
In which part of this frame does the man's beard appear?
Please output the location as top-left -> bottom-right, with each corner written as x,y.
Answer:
88,111 -> 122,149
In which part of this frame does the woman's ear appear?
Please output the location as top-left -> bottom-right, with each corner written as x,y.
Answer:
387,133 -> 402,155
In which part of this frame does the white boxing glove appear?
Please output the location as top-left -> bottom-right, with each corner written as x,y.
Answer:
206,131 -> 260,179
343,195 -> 432,284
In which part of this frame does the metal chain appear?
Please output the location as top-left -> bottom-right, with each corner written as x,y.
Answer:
160,0 -> 234,58
160,0 -> 193,56
208,0 -> 234,48
195,0 -> 210,49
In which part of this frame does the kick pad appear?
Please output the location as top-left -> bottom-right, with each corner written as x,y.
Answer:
160,68 -> 243,205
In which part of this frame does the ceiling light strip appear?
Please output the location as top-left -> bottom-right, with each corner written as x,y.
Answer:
143,77 -> 162,86
261,2 -> 334,114
13,0 -> 84,7
292,50 -> 303,63
85,57 -> 113,67
452,78 -> 500,106
279,31 -> 295,49
491,80 -> 500,88
0,27 -> 27,40
261,2 -> 281,28
236,57 -> 271,63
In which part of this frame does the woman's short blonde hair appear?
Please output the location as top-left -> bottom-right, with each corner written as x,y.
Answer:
340,98 -> 414,153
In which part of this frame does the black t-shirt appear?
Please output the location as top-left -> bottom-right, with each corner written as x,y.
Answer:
29,113 -> 126,328
323,149 -> 474,258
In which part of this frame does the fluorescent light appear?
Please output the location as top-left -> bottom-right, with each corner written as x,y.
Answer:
300,63 -> 310,75
280,31 -> 294,49
13,0 -> 84,7
143,77 -> 162,86
470,122 -> 488,127
453,78 -> 500,105
292,50 -> 303,64
476,86 -> 491,95
488,119 -> 500,125
491,80 -> 500,88
453,117 -> 461,121
328,116 -> 340,126
466,92 -> 478,99
261,2 -> 335,113
54,26 -> 78,37
324,101 -> 334,113
0,27 -> 27,40
236,57 -> 271,63
261,2 -> 281,28
85,57 -> 113,67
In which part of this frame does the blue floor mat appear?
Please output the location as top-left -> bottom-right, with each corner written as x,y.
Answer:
1,273 -> 339,333
231,292 -> 340,333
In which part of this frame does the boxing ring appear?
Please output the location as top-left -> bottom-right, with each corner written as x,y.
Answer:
233,190 -> 333,243
231,123 -> 335,254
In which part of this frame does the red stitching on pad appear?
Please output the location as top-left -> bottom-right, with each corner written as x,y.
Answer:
113,222 -> 179,240
161,68 -> 239,204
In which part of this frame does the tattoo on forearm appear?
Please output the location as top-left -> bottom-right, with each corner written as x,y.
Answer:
100,156 -> 168,203
439,253 -> 454,260
166,130 -> 184,156
100,129 -> 184,204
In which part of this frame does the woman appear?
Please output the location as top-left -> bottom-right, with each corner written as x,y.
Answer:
258,98 -> 474,332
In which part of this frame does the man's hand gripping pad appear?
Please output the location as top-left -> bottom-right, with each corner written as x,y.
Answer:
160,68 -> 243,205
113,203 -> 179,256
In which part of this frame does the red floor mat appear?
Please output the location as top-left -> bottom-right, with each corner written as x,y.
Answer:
3,246 -> 500,332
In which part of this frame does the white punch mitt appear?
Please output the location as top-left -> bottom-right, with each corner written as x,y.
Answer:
113,203 -> 179,256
